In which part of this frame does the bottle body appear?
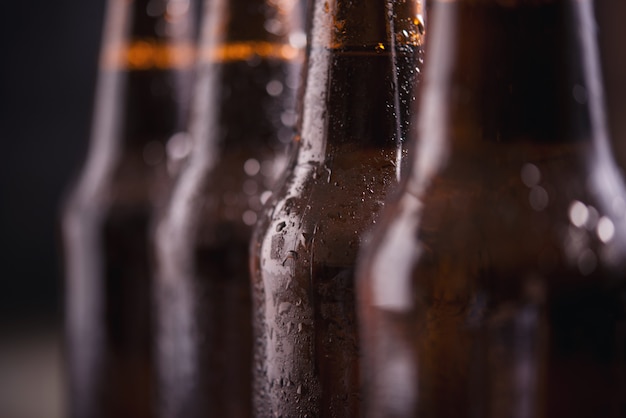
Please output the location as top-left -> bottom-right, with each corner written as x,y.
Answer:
153,0 -> 303,415
250,0 -> 425,415
358,1 -> 626,417
62,1 -> 196,417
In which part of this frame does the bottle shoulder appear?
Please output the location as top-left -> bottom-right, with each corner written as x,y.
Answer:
361,142 -> 626,312
252,154 -> 401,276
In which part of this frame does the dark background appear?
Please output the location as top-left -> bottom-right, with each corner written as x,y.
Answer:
0,0 -> 624,417
0,0 -> 106,329
0,1 -> 106,416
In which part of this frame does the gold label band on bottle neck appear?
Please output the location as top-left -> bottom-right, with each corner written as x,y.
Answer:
101,40 -> 302,70
199,41 -> 302,63
102,40 -> 196,70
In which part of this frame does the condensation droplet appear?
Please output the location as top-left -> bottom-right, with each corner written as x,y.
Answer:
264,18 -> 283,36
281,110 -> 298,127
298,323 -> 303,332
243,210 -> 257,226
278,302 -> 292,314
244,158 -> 261,176
529,186 -> 548,211
166,132 -> 192,160
260,190 -> 272,205
521,163 -> 541,187
569,201 -> 589,228
276,221 -> 287,232
597,216 -> 615,243
415,14 -> 426,35
289,31 -> 307,49
266,80 -> 284,97
278,127 -> 293,144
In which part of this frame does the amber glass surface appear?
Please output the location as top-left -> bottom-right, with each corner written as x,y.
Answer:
152,0 -> 303,416
249,0 -> 425,416
62,1 -> 196,418
357,0 -> 626,417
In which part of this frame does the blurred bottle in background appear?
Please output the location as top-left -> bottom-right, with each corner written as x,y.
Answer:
61,0 -> 197,417
248,0 -> 425,416
153,0 -> 303,416
357,0 -> 626,417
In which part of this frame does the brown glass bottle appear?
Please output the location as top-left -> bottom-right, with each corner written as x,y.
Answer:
153,0 -> 303,416
248,0 -> 425,416
357,0 -> 626,417
61,1 -> 196,417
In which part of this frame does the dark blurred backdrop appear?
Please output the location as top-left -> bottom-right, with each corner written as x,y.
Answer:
0,0 -> 623,417
0,1 -> 106,417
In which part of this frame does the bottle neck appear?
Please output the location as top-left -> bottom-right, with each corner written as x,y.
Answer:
296,0 -> 425,166
188,0 -> 303,164
408,0 -> 614,193
92,0 -> 196,152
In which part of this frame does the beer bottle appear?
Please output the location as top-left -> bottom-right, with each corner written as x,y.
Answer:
249,0 -> 425,415
357,0 -> 626,417
153,0 -> 303,416
61,0 -> 196,417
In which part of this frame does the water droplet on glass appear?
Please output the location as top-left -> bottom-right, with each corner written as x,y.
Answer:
278,127 -> 293,144
289,31 -> 307,49
520,163 -> 541,187
244,158 -> 261,176
166,132 -> 192,161
414,14 -> 426,35
266,80 -> 284,97
281,110 -> 298,127
569,201 -> 589,227
597,216 -> 615,243
297,384 -> 303,395
298,323 -> 303,332
282,251 -> 299,266
278,302 -> 292,314
264,18 -> 283,35
260,190 -> 272,205
276,221 -> 287,232
243,210 -> 257,226
529,186 -> 548,211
